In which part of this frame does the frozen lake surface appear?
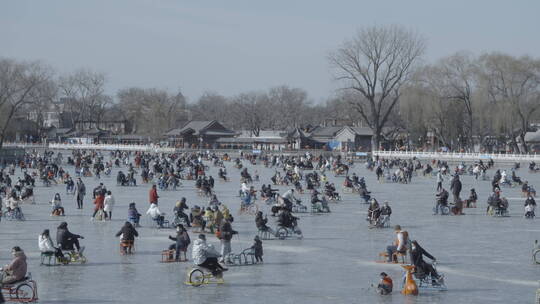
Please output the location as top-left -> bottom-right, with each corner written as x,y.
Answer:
1,157 -> 540,303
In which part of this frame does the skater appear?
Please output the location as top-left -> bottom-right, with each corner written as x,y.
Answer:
436,170 -> 444,191
149,184 -> 159,205
91,190 -> 106,220
450,175 -> 462,202
104,191 -> 115,220
75,178 -> 86,209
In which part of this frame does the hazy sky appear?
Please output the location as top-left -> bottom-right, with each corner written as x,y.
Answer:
1,0 -> 539,103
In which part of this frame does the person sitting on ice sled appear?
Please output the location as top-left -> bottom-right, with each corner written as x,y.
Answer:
385,225 -> 408,262
192,234 -> 227,277
410,240 -> 443,286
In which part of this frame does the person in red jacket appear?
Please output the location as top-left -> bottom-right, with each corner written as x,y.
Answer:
149,184 -> 159,205
91,192 -> 106,220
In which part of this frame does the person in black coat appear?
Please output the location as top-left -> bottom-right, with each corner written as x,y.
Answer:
115,221 -> 139,241
450,175 -> 462,202
208,176 -> 215,188
376,166 -> 384,181
465,188 -> 478,208
56,222 -> 84,253
168,224 -> 190,261
410,240 -> 441,284
173,198 -> 191,227
255,211 -> 275,235
251,235 -> 263,263
525,196 -> 537,208
116,221 -> 138,254
492,170 -> 501,191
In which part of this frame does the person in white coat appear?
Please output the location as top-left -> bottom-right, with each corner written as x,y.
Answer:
239,182 -> 249,197
103,191 -> 115,220
5,192 -> 21,215
146,203 -> 165,227
50,193 -> 65,216
499,170 -> 508,185
38,229 -> 64,259
192,234 -> 226,277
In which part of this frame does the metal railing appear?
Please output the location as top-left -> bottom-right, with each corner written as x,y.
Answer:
3,142 -> 357,156
372,150 -> 540,161
47,143 -> 176,153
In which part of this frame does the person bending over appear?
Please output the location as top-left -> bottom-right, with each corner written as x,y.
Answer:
377,272 -> 393,295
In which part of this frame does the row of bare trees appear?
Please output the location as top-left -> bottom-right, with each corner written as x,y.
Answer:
188,86 -> 325,136
0,59 -> 116,148
0,60 -> 189,147
0,59 -> 54,148
116,87 -> 187,139
329,25 -> 540,152
1,25 -> 539,151
398,52 -> 540,153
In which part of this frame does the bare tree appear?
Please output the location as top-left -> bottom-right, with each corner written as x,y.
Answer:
24,76 -> 58,138
325,93 -> 364,126
117,87 -> 186,139
329,25 -> 425,150
399,86 -> 430,148
58,69 -> 108,128
417,61 -> 469,151
268,85 -> 307,129
116,87 -> 146,133
433,52 -> 477,151
478,53 -> 540,153
0,58 -> 52,148
190,92 -> 228,122
189,86 -> 309,132
230,92 -> 270,136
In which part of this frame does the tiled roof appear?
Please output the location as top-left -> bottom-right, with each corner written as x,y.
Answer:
165,120 -> 234,136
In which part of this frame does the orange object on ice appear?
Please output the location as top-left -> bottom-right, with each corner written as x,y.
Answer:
401,265 -> 418,296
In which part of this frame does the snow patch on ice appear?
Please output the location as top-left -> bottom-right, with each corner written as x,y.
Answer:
438,266 -> 537,287
264,245 -> 318,253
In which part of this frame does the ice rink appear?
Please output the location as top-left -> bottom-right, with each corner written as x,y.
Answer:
1,155 -> 540,303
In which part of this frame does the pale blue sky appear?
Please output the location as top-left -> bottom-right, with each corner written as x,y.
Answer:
1,0 -> 539,103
